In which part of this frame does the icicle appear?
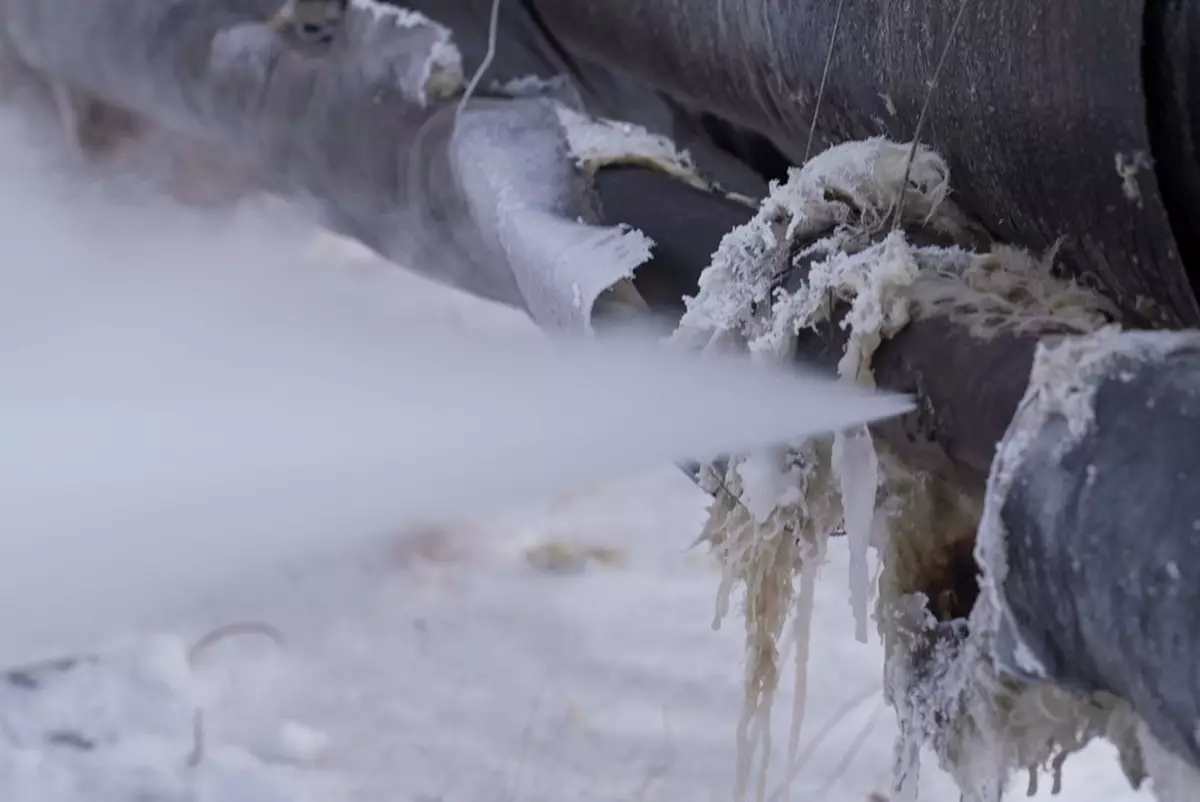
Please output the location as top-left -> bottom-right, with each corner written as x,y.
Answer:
832,425 -> 878,643
782,539 -> 824,802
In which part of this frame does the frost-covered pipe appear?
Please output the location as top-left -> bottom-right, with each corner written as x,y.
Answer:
12,0 -> 1199,331
0,0 -> 1038,474
601,163 -> 1200,776
7,2 -> 1200,773
528,0 -> 1200,328
0,0 -> 537,308
594,164 -> 1041,480
0,0 -> 724,332
981,329 -> 1200,770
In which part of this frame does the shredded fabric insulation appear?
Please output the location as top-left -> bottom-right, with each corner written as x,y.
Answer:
672,138 -> 955,802
556,106 -> 711,191
668,136 -> 1141,802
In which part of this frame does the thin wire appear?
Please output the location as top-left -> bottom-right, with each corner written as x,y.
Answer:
802,0 -> 848,164
456,0 -> 503,122
887,0 -> 973,232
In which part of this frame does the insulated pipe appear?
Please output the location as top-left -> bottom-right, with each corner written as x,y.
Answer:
4,0 -> 1200,777
993,333 -> 1200,770
597,165 -> 1200,775
594,164 -> 1041,482
529,0 -> 1200,328
0,0 -> 534,310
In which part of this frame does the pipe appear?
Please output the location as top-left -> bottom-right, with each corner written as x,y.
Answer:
991,331 -> 1200,769
529,0 -> 1200,327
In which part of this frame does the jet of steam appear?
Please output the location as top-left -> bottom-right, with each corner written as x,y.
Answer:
0,111 -> 911,666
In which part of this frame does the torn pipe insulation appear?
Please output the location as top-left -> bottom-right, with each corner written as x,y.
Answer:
527,0 -> 1200,328
395,0 -> 776,199
657,139 -> 963,799
875,327 -> 1200,800
0,0 -> 528,303
980,328 -> 1200,773
586,153 -> 1096,485
649,138 -> 1117,481
13,0 -> 1199,333
10,2 -> 1200,795
588,132 -> 1200,798
660,138 -> 1200,800
0,0 -> 770,335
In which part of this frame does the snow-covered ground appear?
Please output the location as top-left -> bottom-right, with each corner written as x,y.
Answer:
0,103 -> 1153,801
0,463 -> 1151,802
0,263 -> 1151,801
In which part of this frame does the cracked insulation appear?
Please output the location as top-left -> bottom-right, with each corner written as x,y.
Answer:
672,138 -> 960,802
670,136 -> 1143,802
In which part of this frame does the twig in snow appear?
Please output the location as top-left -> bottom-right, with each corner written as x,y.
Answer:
187,708 -> 206,768
184,620 -> 285,770
187,621 -> 285,667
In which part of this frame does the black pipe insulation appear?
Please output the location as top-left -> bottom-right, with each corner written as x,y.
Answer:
414,0 -> 1200,327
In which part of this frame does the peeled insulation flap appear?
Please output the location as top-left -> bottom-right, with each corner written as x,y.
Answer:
449,97 -> 655,334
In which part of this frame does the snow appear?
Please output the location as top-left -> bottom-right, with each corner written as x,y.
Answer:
733,452 -> 804,523
0,472 -> 1151,802
1138,721 -> 1200,802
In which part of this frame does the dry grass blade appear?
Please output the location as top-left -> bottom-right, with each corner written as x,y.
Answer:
813,701 -> 887,797
767,683 -> 881,802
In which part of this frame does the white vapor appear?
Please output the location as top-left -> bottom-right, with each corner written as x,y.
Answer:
0,110 -> 910,667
